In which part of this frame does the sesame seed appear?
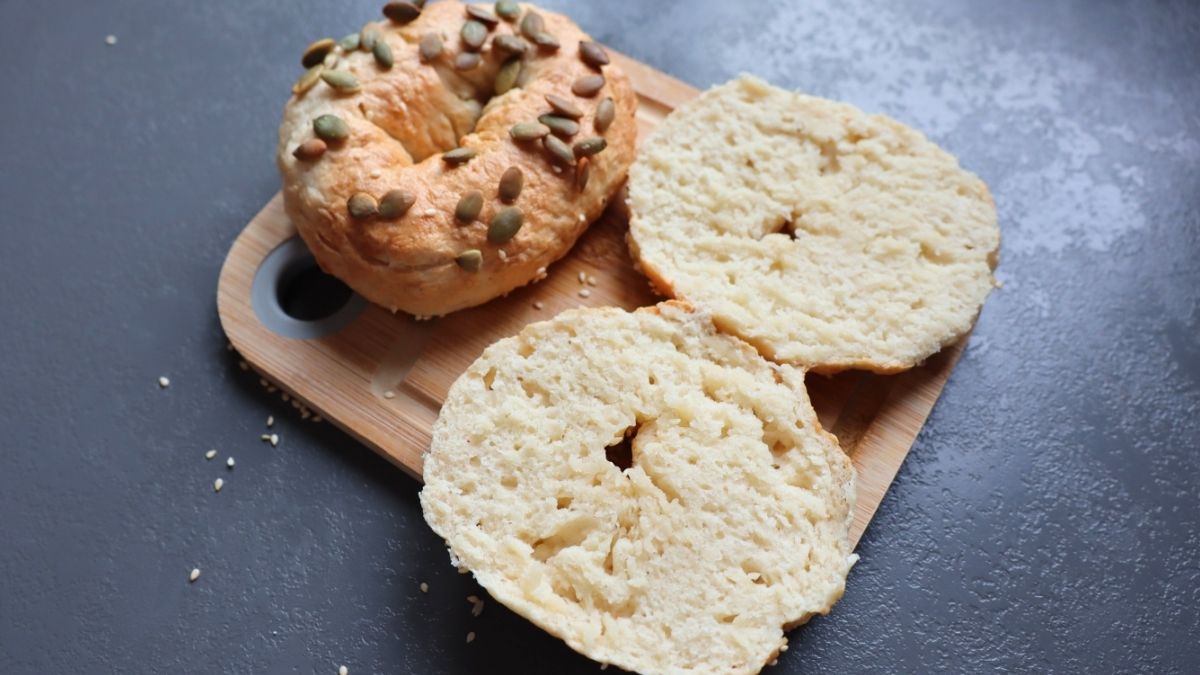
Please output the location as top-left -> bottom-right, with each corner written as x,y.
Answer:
266,415 -> 274,427
384,390 -> 396,399
535,266 -> 546,276
205,449 -> 217,460
533,301 -> 544,310
419,582 -> 428,593
226,457 -> 235,469
226,342 -> 233,351
339,666 -> 349,675
281,393 -> 290,402
158,376 -> 170,388
577,213 -> 586,223
587,276 -> 598,286
497,249 -> 507,261
578,289 -> 591,298
601,666 -> 608,671
466,631 -> 475,643
259,378 -> 268,387
269,434 -> 279,447
423,208 -> 437,216
291,400 -> 300,409
471,599 -> 484,617
238,361 -> 249,371
267,386 -> 277,393
301,409 -> 311,420
552,166 -> 562,174
213,478 -> 224,492
105,34 -> 117,45
780,644 -> 789,652
189,568 -> 200,582
312,415 -> 323,423
260,433 -> 270,442
578,271 -> 587,283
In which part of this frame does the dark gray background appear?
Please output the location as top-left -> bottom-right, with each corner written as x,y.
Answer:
1,0 -> 1197,672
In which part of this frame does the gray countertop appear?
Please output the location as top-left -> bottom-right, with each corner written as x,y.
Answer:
1,0 -> 1197,672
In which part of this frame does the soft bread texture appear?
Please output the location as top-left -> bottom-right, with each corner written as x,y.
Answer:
628,75 -> 1000,373
278,1 -> 637,316
420,302 -> 856,674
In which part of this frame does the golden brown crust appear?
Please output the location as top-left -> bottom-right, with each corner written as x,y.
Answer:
278,1 -> 637,316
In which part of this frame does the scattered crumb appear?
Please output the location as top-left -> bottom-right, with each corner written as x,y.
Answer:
213,478 -> 224,492
226,457 -> 235,469
339,666 -> 349,675
419,582 -> 429,593
266,415 -> 274,428
189,568 -> 200,582
466,631 -> 476,644
578,289 -> 592,298
158,376 -> 170,388
238,361 -> 249,371
205,449 -> 217,460
384,390 -> 396,399
105,34 -> 117,45
533,301 -> 544,310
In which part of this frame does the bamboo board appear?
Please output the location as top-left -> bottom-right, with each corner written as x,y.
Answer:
217,52 -> 965,546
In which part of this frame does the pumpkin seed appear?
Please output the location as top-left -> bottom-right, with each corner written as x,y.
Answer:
292,138 -> 327,161
339,33 -> 361,51
454,51 -> 481,70
488,207 -> 523,244
360,26 -> 380,51
545,94 -> 583,119
321,69 -> 361,93
572,74 -> 605,97
292,65 -> 324,95
495,0 -> 520,21
543,135 -> 575,167
494,58 -> 521,95
498,166 -> 523,202
419,33 -> 443,62
579,41 -> 610,69
302,38 -> 336,68
382,1 -> 422,24
443,147 -> 477,165
531,32 -> 559,52
575,156 -> 591,191
466,6 -> 499,26
594,96 -> 615,133
347,193 -> 378,220
461,20 -> 487,50
519,12 -> 544,39
378,189 -> 416,219
573,136 -> 607,158
372,39 -> 394,69
510,121 -> 550,141
492,34 -> 528,57
456,249 -> 483,271
313,114 -> 349,142
455,190 -> 483,223
538,114 -> 579,138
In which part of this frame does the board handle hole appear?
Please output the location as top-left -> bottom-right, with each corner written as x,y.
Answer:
276,259 -> 352,322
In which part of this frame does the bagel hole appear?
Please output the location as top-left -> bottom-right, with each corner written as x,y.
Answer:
605,424 -> 638,471
275,259 -> 354,322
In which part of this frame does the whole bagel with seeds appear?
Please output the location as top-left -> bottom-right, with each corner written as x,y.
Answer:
277,0 -> 637,317
420,301 -> 857,675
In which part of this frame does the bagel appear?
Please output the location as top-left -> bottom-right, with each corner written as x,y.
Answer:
278,1 -> 637,317
628,75 -> 1000,373
420,302 -> 857,674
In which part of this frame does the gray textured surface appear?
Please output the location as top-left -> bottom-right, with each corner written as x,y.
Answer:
1,0 -> 1198,672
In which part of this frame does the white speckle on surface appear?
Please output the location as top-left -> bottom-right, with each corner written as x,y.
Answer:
213,478 -> 223,492
157,376 -> 170,388
189,568 -> 200,582
205,449 -> 217,460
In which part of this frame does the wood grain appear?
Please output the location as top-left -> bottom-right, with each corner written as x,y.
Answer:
217,51 -> 965,546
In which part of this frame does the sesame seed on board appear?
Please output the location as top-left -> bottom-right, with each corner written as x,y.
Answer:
466,631 -> 476,644
189,568 -> 200,582
213,478 -> 224,492
205,449 -> 217,460
158,376 -> 170,388
419,582 -> 428,593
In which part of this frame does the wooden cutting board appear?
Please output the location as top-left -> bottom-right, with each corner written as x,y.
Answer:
217,52 -> 965,546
